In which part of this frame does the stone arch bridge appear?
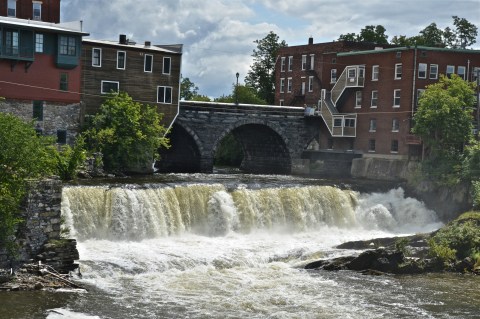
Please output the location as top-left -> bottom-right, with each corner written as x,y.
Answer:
156,101 -> 322,174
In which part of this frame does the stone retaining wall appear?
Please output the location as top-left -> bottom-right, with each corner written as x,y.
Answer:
0,179 -> 79,273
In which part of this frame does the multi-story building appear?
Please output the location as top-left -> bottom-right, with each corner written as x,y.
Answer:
276,38 -> 480,159
0,0 -> 60,23
0,16 -> 88,144
81,35 -> 183,127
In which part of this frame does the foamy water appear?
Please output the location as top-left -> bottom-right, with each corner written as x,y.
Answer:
37,181 -> 461,318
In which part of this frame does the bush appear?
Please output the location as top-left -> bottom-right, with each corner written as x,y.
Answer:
54,135 -> 87,181
428,214 -> 480,263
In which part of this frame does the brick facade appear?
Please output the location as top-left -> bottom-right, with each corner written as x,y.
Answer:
0,0 -> 60,23
276,39 -> 480,158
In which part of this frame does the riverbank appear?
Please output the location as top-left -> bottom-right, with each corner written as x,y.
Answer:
305,211 -> 480,275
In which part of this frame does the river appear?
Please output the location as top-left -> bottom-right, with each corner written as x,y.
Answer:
1,173 -> 479,318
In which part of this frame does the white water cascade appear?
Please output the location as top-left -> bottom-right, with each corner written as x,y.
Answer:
56,181 -> 451,319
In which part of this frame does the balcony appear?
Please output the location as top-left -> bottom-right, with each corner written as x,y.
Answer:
0,44 -> 34,61
318,92 -> 357,137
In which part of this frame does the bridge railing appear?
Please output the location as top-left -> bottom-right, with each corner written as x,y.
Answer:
180,101 -> 305,116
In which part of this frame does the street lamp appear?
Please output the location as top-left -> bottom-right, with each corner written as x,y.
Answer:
235,72 -> 239,105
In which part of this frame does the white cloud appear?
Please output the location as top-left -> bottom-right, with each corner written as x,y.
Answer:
62,0 -> 480,98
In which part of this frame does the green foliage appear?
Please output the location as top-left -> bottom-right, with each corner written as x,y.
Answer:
190,94 -> 211,102
339,25 -> 388,44
0,113 -> 56,254
412,75 -> 475,183
180,76 -> 199,101
428,215 -> 480,264
395,237 -> 411,256
85,92 -> 169,173
451,16 -> 478,49
245,31 -> 287,104
215,85 -> 267,105
54,135 -> 87,181
471,181 -> 480,209
214,133 -> 243,167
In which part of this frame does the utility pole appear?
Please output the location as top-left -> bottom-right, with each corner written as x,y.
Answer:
235,72 -> 239,105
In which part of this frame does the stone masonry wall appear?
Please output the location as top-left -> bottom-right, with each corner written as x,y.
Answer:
0,179 -> 79,272
0,99 -> 82,145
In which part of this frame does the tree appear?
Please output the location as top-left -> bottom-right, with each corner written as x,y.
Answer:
245,31 -> 287,104
180,76 -> 199,101
85,92 -> 169,173
412,75 -> 476,182
215,84 -> 267,105
452,15 -> 478,49
338,25 -> 388,44
0,113 -> 57,254
419,23 -> 445,47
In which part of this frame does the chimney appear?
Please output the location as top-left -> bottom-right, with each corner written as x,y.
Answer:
119,34 -> 127,45
308,37 -> 314,45
145,41 -> 151,47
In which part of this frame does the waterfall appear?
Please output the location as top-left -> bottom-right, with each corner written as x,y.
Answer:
61,183 -> 440,241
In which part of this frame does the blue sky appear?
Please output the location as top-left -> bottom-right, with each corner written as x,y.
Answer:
61,0 -> 480,99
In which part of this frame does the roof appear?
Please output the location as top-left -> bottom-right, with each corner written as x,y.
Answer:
338,45 -> 480,56
82,39 -> 183,54
0,16 -> 89,36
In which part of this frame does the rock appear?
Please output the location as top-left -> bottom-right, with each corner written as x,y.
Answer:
346,249 -> 404,273
34,282 -> 44,290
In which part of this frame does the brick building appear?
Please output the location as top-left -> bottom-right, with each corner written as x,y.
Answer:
0,0 -> 60,23
0,16 -> 88,144
276,38 -> 480,159
81,35 -> 183,127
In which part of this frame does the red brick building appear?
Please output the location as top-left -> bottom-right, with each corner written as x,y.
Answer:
0,16 -> 88,143
0,0 -> 60,23
276,39 -> 480,159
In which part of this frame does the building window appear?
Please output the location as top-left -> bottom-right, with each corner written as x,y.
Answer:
301,55 -> 307,70
355,91 -> 362,108
5,31 -> 19,55
395,63 -> 402,79
163,57 -> 171,74
473,67 -> 480,84
429,64 -> 438,79
279,99 -> 284,106
368,139 -> 376,152
157,86 -> 172,104
331,69 -> 337,83
396,51 -> 402,58
393,89 -> 401,107
369,118 -> 376,132
92,48 -> 102,67
372,65 -> 379,81
59,73 -> 68,91
457,66 -> 466,80
332,58 -> 336,64
328,138 -> 334,149
333,118 -> 342,127
345,118 -> 356,127
418,63 -> 427,79
371,90 -> 378,108
417,89 -> 425,106
392,118 -> 400,132
57,130 -> 67,144
144,54 -> 153,72
308,76 -> 314,92
32,100 -> 44,120
446,65 -> 455,78
288,56 -> 293,71
59,36 -> 76,56
101,81 -> 119,94
280,78 -> 285,93
281,57 -> 285,72
35,34 -> 43,53
287,78 -> 292,93
7,0 -> 16,17
33,2 -> 41,20
310,54 -> 315,70
391,140 -> 399,153
117,51 -> 126,70
348,68 -> 356,79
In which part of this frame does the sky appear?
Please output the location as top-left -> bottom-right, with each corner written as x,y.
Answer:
61,0 -> 480,98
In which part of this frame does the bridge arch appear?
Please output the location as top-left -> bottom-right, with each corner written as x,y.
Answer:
212,119 -> 292,174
